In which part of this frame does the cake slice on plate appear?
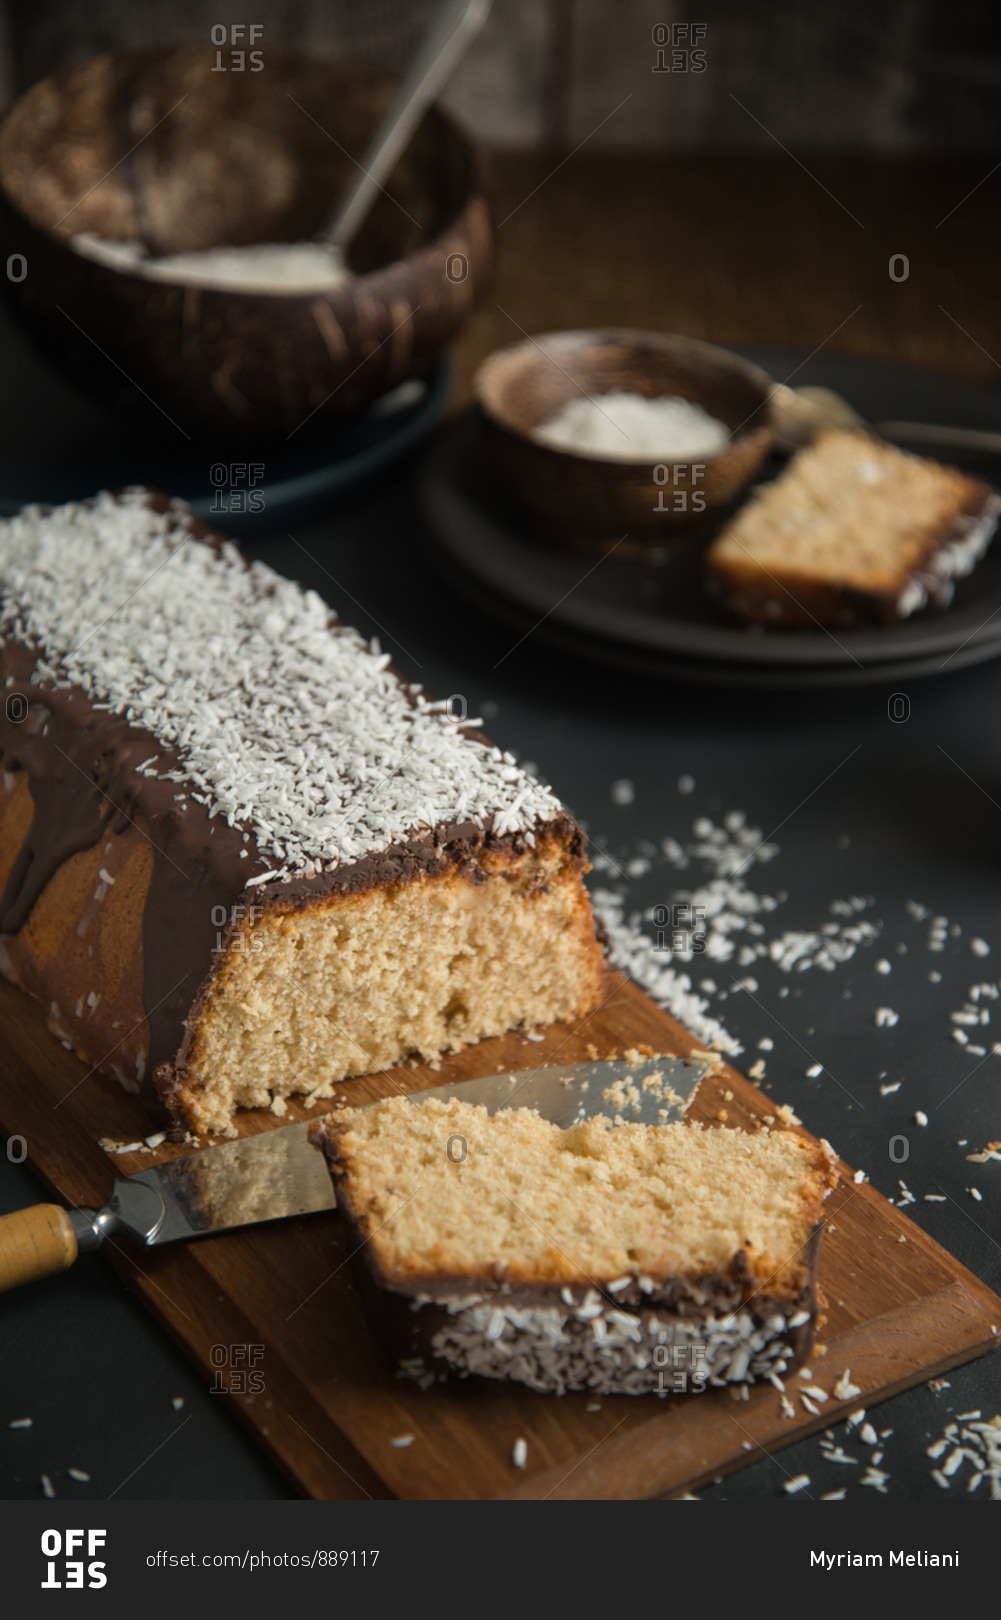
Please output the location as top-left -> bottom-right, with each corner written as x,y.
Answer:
310,1095 -> 839,1395
708,429 -> 1000,628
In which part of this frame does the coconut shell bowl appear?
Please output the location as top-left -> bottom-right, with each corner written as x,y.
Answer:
474,329 -> 774,552
0,46 -> 492,446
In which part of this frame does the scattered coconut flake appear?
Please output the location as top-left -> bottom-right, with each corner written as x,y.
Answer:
833,1369 -> 861,1401
875,1008 -> 899,1028
40,1475 -> 55,1499
512,1437 -> 528,1469
67,1468 -> 91,1482
390,1434 -> 415,1448
783,1473 -> 810,1494
914,1111 -> 928,1127
8,1417 -> 33,1429
610,779 -> 635,806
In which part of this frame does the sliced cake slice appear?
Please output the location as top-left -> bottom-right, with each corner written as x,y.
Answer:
310,1095 -> 839,1396
708,429 -> 1000,628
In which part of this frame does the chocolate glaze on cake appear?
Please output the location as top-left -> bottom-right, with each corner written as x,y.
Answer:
348,1239 -> 823,1397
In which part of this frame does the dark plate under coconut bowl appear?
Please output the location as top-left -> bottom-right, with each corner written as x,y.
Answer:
0,46 -> 491,447
474,329 -> 774,551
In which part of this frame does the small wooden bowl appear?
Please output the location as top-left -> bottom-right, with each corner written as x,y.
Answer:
475,329 -> 774,549
0,46 -> 492,446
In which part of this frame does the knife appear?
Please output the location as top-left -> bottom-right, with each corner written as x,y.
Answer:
0,1050 -> 715,1293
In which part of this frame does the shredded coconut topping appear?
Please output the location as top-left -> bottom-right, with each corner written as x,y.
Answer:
0,493 -> 557,879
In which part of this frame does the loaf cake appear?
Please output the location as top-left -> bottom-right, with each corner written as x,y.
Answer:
0,491 -> 604,1135
310,1095 -> 839,1395
708,429 -> 1001,627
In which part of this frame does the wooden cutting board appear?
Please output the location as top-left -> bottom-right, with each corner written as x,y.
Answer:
1,970 -> 999,1500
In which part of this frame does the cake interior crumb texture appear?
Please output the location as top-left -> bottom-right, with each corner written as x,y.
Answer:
322,1096 -> 836,1293
708,428 -> 999,625
178,836 -> 601,1134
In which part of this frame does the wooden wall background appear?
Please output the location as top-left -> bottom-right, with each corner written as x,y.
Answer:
1,0 -> 1000,151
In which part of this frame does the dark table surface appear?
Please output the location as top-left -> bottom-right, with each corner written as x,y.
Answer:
4,149 -> 1001,1501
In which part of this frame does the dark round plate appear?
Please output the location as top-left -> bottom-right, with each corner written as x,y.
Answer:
0,298 -> 449,534
418,349 -> 1001,685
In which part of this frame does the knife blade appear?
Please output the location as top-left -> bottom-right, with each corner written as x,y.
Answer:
0,1050 -> 715,1290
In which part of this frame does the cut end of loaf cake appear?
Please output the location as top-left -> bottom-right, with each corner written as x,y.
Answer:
708,429 -> 1001,628
159,825 -> 605,1136
0,489 -> 606,1135
310,1095 -> 839,1395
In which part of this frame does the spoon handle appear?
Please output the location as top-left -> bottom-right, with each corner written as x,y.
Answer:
877,421 -> 1001,455
323,0 -> 492,254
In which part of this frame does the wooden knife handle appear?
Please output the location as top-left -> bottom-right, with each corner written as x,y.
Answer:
0,1203 -> 78,1292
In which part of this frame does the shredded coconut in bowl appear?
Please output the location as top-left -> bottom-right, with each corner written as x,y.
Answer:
70,235 -> 351,294
531,391 -> 730,463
